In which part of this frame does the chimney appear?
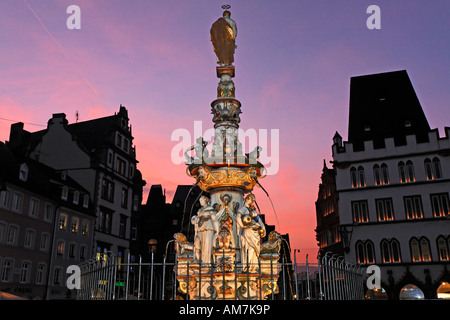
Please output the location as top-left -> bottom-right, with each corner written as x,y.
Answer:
9,122 -> 24,146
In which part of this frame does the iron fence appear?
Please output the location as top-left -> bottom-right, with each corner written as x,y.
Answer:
76,251 -> 365,300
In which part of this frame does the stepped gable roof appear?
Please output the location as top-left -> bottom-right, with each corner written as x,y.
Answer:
348,70 -> 431,151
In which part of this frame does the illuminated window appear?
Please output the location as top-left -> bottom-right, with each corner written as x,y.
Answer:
431,193 -> 449,218
356,240 -> 375,264
424,158 -> 433,180
406,161 -> 415,182
425,157 -> 442,180
373,165 -> 381,185
59,214 -> 68,230
352,200 -> 369,223
404,196 -> 423,219
56,240 -> 65,257
398,161 -> 406,183
81,219 -> 89,235
376,198 -> 394,221
71,217 -> 79,233
381,239 -> 401,263
381,164 -> 389,184
350,167 -> 357,187
437,236 -> 449,261
410,237 -> 432,262
433,157 -> 442,179
358,166 -> 366,187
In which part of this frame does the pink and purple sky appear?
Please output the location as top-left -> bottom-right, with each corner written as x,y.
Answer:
1,1 -> 449,261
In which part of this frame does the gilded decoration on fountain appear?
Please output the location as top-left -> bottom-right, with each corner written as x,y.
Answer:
174,6 -> 281,300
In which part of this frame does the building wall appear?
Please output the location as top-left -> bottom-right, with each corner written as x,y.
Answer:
332,129 -> 450,298
0,183 -> 54,300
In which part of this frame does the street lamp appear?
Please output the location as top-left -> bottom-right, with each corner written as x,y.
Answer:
148,239 -> 157,254
339,225 -> 353,253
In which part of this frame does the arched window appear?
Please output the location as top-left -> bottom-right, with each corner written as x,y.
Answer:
381,238 -> 401,263
410,237 -> 432,262
406,161 -> 415,182
350,167 -> 357,188
355,240 -> 375,264
424,158 -> 433,180
381,163 -> 389,184
358,166 -> 366,187
398,161 -> 406,183
373,165 -> 381,186
437,236 -> 449,261
432,157 -> 442,179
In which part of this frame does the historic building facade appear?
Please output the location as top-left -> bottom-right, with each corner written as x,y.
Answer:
317,70 -> 450,299
6,105 -> 145,268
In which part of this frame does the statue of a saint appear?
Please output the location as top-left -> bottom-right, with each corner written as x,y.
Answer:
191,196 -> 219,264
210,9 -> 237,66
236,194 -> 266,272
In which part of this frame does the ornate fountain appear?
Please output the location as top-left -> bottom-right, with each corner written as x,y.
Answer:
174,6 -> 282,300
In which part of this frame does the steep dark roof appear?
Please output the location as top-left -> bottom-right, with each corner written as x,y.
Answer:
348,70 -> 430,151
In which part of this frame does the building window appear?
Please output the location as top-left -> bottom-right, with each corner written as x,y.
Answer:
121,188 -> 128,208
98,210 -> 113,234
404,196 -> 423,219
6,225 -> 19,245
11,192 -> 23,213
0,189 -> 10,208
437,236 -> 449,261
406,161 -> 415,182
81,219 -> 89,235
80,245 -> 87,260
131,226 -> 137,240
61,186 -> 69,201
24,229 -> 35,249
36,263 -> 46,285
115,157 -> 127,176
432,157 -> 442,179
356,240 -> 375,264
73,191 -> 79,205
59,214 -> 68,230
1,259 -> 14,282
430,193 -> 449,217
358,166 -> 366,187
376,198 -> 394,221
53,268 -> 62,285
83,195 -> 89,208
352,200 -> 369,223
373,165 -> 381,186
44,203 -> 54,222
19,163 -> 28,182
28,198 -> 39,218
425,157 -> 443,180
410,237 -> 432,262
19,261 -> 31,283
0,222 -> 5,243
71,217 -> 79,233
381,164 -> 389,184
101,178 -> 114,202
119,215 -> 126,238
350,167 -> 357,188
381,239 -> 401,263
40,233 -> 50,252
107,149 -> 113,167
398,161 -> 406,183
69,243 -> 76,258
56,240 -> 65,257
